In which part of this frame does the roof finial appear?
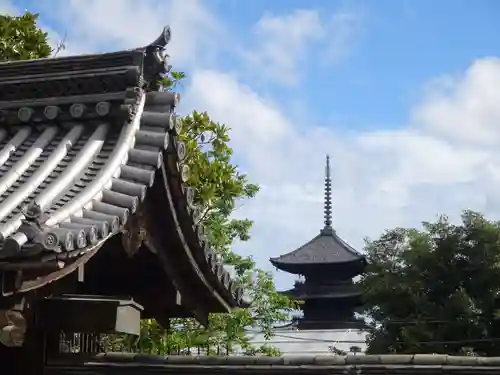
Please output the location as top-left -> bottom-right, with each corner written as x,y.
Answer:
324,154 -> 332,229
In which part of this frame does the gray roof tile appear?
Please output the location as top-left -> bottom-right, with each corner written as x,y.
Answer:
0,26 -> 246,309
270,226 -> 364,267
86,353 -> 500,373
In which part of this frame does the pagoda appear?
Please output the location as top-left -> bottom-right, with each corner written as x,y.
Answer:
270,155 -> 366,330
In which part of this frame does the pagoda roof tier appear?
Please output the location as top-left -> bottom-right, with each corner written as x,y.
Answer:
270,156 -> 365,275
270,226 -> 365,274
283,290 -> 361,300
281,282 -> 362,300
0,27 -> 247,322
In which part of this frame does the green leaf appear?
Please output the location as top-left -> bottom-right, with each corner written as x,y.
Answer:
361,210 -> 500,356
0,12 -> 51,61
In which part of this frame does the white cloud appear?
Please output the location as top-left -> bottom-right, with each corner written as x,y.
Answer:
243,10 -> 324,86
183,58 -> 500,289
0,0 -> 15,14
38,0 -> 227,66
242,8 -> 361,86
182,70 -> 292,180
324,11 -> 362,64
413,58 -> 500,146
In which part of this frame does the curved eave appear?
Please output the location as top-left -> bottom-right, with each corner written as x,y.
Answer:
270,228 -> 365,275
154,147 -> 245,311
270,256 -> 366,275
0,36 -> 245,313
281,289 -> 362,300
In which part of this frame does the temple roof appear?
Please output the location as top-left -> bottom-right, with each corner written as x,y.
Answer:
270,227 -> 364,269
270,156 -> 364,274
0,27 -> 246,314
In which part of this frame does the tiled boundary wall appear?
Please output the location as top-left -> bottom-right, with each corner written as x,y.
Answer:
44,352 -> 500,374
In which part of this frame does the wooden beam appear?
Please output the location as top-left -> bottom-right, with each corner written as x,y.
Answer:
35,295 -> 143,336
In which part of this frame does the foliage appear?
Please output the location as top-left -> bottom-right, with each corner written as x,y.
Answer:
127,71 -> 297,356
360,211 -> 500,356
0,12 -> 52,61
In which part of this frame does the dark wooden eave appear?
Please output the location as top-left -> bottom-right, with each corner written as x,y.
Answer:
281,283 -> 362,300
0,26 -> 247,321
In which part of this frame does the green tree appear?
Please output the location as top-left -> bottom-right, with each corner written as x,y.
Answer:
131,72 -> 297,356
0,12 -> 52,61
360,211 -> 500,356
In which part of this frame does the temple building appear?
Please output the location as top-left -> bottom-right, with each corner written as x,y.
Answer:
251,155 -> 368,354
0,26 -> 247,373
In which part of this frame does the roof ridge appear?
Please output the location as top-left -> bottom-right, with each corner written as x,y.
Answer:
94,352 -> 500,368
329,228 -> 365,258
269,231 -> 324,262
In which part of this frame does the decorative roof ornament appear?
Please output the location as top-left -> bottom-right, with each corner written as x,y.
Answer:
323,154 -> 333,232
146,26 -> 172,50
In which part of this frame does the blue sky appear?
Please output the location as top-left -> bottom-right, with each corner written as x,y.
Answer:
19,0 -> 500,130
210,0 -> 499,130
3,0 -> 500,289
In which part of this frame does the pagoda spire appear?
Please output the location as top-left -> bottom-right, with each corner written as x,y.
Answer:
324,154 -> 332,229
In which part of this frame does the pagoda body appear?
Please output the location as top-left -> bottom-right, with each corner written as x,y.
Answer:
270,156 -> 366,330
